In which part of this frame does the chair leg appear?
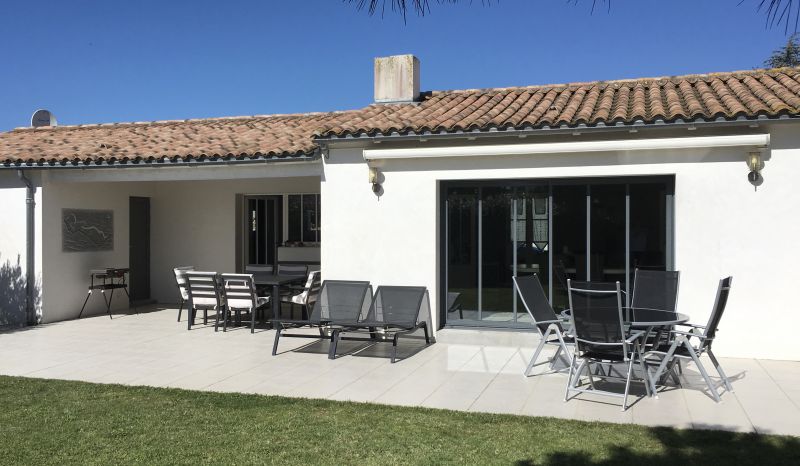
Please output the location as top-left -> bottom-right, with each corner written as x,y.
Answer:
421,322 -> 430,345
177,299 -> 184,322
708,349 -> 733,392
564,355 -> 582,402
525,335 -> 548,376
214,307 -> 221,332
635,341 -> 652,398
622,358 -> 635,412
188,308 -> 195,330
328,330 -> 341,360
203,309 -> 208,325
564,355 -> 575,402
686,341 -> 721,402
650,337 -> 682,396
391,333 -> 399,363
251,307 -> 256,334
272,328 -> 282,356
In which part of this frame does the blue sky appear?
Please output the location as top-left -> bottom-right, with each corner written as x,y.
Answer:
0,0 -> 794,131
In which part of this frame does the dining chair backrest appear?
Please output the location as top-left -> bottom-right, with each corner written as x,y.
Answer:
553,261 -> 570,291
567,280 -> 626,354
185,271 -> 223,310
277,263 -> 308,277
360,286 -> 428,328
513,274 -> 562,335
245,264 -> 274,274
220,273 -> 258,310
446,292 -> 461,310
295,271 -> 322,306
173,266 -> 194,301
701,276 -> 733,351
309,280 -> 372,324
632,269 -> 680,313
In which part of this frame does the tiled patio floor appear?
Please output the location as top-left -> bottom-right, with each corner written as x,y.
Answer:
1,305 -> 798,436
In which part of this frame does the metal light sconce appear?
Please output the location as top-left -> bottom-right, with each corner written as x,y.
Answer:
747,151 -> 762,183
368,166 -> 381,193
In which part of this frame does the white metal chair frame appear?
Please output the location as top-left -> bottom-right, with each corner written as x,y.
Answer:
564,279 -> 651,411
512,275 -> 573,376
645,277 -> 734,402
280,271 -> 321,320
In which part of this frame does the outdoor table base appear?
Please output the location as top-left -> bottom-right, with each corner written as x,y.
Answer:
252,273 -> 306,327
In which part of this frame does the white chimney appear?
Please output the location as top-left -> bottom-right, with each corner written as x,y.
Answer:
374,54 -> 420,103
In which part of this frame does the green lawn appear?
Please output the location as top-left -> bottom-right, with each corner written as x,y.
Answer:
0,376 -> 797,465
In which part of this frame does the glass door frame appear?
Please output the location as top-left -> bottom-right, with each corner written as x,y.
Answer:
244,194 -> 284,268
439,175 -> 675,330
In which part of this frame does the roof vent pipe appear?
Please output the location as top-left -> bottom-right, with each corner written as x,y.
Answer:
374,55 -> 420,103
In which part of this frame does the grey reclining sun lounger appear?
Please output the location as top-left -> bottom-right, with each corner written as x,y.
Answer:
270,280 -> 372,356
329,285 -> 433,363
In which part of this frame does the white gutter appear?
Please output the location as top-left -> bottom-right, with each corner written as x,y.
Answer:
362,134 -> 770,160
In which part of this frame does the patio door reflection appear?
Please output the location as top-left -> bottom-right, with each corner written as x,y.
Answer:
444,177 -> 673,328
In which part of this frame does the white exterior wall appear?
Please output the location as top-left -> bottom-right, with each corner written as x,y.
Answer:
38,173 -> 319,322
41,180 -> 154,322
321,125 -> 800,361
148,177 -> 320,303
0,173 -> 43,324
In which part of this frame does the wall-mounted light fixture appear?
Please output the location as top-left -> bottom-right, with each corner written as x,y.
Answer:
747,151 -> 762,183
368,166 -> 381,193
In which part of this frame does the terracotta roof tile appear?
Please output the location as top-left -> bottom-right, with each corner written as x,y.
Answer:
2,67 -> 800,167
317,67 -> 800,137
0,111 -> 357,166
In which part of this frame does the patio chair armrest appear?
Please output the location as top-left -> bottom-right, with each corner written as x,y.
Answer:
675,323 -> 706,330
625,330 -> 646,344
670,329 -> 707,339
537,319 -> 562,325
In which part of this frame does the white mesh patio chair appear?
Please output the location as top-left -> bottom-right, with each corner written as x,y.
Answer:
565,279 -> 651,411
185,271 -> 224,331
646,277 -> 734,402
173,266 -> 194,322
221,273 -> 270,333
280,271 -> 321,320
513,274 -> 573,376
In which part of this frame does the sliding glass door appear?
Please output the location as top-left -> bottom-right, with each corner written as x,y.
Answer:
443,177 -> 673,328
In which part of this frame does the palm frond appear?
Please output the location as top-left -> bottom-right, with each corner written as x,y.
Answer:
743,0 -> 800,33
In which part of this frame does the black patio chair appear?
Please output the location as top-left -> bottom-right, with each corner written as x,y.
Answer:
270,280 -> 372,356
565,279 -> 650,411
631,269 -> 680,313
329,286 -> 433,363
631,268 -> 681,349
646,277 -> 734,402
513,274 -> 573,376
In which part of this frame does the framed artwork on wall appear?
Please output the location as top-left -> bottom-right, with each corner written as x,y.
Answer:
62,209 -> 114,252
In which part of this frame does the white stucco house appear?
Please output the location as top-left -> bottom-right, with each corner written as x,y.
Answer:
0,55 -> 798,361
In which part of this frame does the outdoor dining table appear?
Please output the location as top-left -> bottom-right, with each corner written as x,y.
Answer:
252,273 -> 306,321
560,307 -> 690,390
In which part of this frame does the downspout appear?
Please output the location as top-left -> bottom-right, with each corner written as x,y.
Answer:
16,170 -> 36,326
